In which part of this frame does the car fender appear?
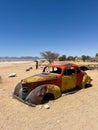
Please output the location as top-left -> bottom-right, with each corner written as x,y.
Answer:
13,82 -> 22,95
26,84 -> 61,105
82,75 -> 92,88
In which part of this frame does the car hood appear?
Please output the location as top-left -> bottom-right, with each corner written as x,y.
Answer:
21,73 -> 58,84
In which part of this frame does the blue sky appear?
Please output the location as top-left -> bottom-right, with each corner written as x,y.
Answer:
0,0 -> 98,57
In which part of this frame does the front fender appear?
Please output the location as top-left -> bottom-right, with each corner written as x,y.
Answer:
13,82 -> 22,96
26,84 -> 61,105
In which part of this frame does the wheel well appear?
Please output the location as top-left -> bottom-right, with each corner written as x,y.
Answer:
41,93 -> 54,104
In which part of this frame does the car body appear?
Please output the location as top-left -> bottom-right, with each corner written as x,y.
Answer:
13,62 -> 92,106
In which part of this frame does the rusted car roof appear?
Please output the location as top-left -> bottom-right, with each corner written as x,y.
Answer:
45,62 -> 78,68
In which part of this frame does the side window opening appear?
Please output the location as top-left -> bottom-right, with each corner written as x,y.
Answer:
43,67 -> 61,74
52,67 -> 61,74
64,67 -> 75,76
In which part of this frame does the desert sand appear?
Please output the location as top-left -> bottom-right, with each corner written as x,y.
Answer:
0,61 -> 98,130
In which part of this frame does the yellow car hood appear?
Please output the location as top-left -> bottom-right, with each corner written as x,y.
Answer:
22,73 -> 58,84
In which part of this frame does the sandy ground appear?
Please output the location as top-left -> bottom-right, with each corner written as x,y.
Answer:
0,61 -> 98,130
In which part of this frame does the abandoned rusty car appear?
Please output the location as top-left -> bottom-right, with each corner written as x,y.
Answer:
13,63 -> 92,106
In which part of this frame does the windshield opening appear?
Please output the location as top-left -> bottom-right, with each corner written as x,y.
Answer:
43,66 -> 61,74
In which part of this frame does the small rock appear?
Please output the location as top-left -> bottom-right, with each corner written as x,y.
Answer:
26,68 -> 30,71
8,73 -> 16,77
29,67 -> 32,69
44,104 -> 50,109
36,105 -> 43,109
25,67 -> 33,71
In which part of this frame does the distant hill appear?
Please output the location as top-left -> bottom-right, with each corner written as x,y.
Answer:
0,56 -> 41,61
